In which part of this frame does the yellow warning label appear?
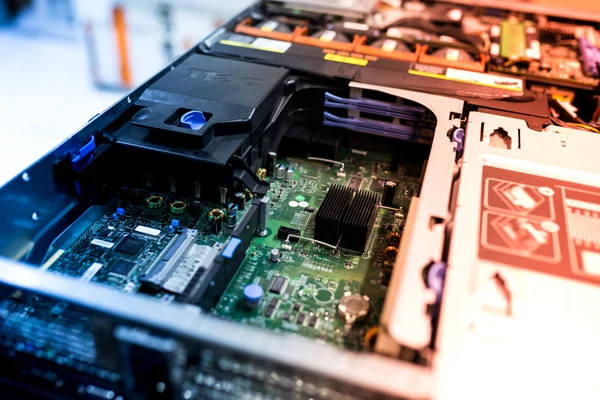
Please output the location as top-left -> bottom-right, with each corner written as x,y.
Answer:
324,53 -> 369,66
408,69 -> 522,92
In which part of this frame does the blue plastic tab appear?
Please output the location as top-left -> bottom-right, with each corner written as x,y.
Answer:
72,136 -> 96,172
427,261 -> 447,298
116,207 -> 125,216
451,128 -> 465,152
222,237 -> 242,259
180,111 -> 207,130
170,219 -> 180,228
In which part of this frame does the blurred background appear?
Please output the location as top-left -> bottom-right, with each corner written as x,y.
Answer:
0,0 -> 253,185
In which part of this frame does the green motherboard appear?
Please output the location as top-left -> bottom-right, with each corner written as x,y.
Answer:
31,147 -> 420,352
214,148 -> 420,350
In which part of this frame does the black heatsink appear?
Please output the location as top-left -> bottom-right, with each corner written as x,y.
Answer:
279,123 -> 316,157
340,190 -> 381,252
314,184 -> 355,246
310,127 -> 343,159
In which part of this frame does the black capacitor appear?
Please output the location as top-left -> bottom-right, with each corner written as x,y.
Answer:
189,201 -> 203,217
234,192 -> 246,211
266,151 -> 277,176
210,218 -> 222,234
382,181 -> 397,207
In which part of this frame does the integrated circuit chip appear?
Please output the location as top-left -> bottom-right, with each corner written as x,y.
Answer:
370,178 -> 394,192
109,259 -> 137,278
347,175 -> 362,190
264,306 -> 276,318
268,276 -> 289,294
114,236 -> 146,256
90,248 -> 104,259
297,312 -> 306,325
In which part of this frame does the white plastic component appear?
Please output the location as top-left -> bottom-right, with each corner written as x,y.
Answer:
90,238 -> 114,249
382,39 -> 398,52
490,25 -> 501,38
435,112 -> 600,400
348,82 -> 464,351
163,243 -> 220,294
81,263 -> 103,283
343,21 -> 369,31
319,30 -> 337,43
135,225 -> 161,236
490,43 -> 500,56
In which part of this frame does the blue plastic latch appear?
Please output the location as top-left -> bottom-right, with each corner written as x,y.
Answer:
116,207 -> 125,216
427,261 -> 447,298
170,219 -> 180,228
451,128 -> 465,153
222,237 -> 242,259
180,111 -> 206,130
71,136 -> 96,172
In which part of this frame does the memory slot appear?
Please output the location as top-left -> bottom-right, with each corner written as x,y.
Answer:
323,112 -> 419,141
139,228 -> 199,290
325,92 -> 424,120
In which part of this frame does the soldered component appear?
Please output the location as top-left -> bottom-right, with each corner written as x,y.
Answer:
219,187 -> 228,205
276,165 -> 285,179
208,208 -> 225,234
226,204 -> 238,228
189,201 -> 202,217
383,246 -> 398,260
363,327 -> 379,348
268,275 -> 288,294
381,260 -> 394,286
114,237 -> 146,256
285,167 -> 294,182
169,200 -> 187,215
338,292 -> 370,325
270,248 -> 280,262
266,151 -> 277,176
297,312 -> 306,325
108,259 -> 136,279
257,196 -> 269,236
386,231 -> 401,246
257,168 -> 267,180
234,192 -> 246,211
243,284 -> 264,309
382,181 -> 397,207
193,181 -> 202,198
145,195 -> 163,209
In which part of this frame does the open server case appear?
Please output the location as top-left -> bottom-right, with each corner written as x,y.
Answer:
1,1 -> 600,399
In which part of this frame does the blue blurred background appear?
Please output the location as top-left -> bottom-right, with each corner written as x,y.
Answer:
0,0 -> 252,185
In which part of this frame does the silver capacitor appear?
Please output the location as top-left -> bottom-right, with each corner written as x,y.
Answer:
276,165 -> 285,179
257,196 -> 269,236
285,167 -> 294,182
270,248 -> 280,262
